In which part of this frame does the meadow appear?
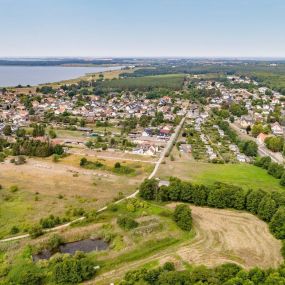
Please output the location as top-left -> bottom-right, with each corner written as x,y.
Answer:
157,150 -> 285,192
0,155 -> 152,239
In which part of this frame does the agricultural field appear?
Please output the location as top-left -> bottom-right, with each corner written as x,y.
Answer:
99,74 -> 186,91
0,155 -> 152,239
167,204 -> 282,269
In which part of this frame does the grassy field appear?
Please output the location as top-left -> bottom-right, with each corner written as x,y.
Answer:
99,74 -> 185,91
0,155 -> 152,239
157,149 -> 285,192
89,200 -> 282,284
1,197 -> 282,284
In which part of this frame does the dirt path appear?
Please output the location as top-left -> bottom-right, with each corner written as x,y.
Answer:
0,116 -> 186,243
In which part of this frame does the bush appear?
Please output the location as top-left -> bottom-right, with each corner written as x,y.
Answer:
28,225 -> 43,239
268,162 -> 284,179
47,234 -> 64,250
80,157 -> 87,166
10,226 -> 20,235
117,216 -> 138,230
10,185 -> 19,193
280,173 -> 285,186
254,156 -> 271,169
112,164 -> 134,175
8,262 -> 43,285
173,204 -> 192,231
40,215 -> 62,228
52,255 -> 95,284
72,207 -> 85,217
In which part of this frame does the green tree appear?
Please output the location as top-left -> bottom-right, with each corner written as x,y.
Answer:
16,128 -> 26,138
257,196 -> 277,222
265,136 -> 284,152
251,123 -> 264,137
139,178 -> 159,200
267,162 -> 284,179
241,140 -> 258,157
28,225 -> 43,239
173,204 -> 192,231
49,129 -> 57,139
192,185 -> 208,206
280,173 -> 285,186
3,124 -> 12,136
269,207 -> 285,239
52,255 -> 95,284
246,189 -> 266,214
117,216 -> 138,230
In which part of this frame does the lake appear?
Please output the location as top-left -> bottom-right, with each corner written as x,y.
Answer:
0,65 -> 123,87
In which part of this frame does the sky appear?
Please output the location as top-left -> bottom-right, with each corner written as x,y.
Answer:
0,0 -> 285,58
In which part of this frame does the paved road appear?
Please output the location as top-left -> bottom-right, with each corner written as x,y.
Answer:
230,122 -> 284,164
0,116 -> 186,243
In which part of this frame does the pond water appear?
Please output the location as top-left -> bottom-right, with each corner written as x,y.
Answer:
59,238 -> 109,255
32,238 -> 108,261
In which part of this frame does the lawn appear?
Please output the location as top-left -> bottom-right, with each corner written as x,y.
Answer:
157,159 -> 285,192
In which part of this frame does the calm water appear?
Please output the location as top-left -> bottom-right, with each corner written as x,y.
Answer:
0,65 -> 122,87
32,238 -> 109,261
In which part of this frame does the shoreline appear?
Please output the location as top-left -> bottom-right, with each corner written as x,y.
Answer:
0,65 -> 125,89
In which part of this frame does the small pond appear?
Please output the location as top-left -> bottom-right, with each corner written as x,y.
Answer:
33,238 -> 108,262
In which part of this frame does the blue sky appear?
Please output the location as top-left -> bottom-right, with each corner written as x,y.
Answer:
0,0 -> 284,57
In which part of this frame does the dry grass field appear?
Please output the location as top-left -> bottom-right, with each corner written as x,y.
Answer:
92,203 -> 283,285
174,205 -> 283,269
0,156 -> 151,238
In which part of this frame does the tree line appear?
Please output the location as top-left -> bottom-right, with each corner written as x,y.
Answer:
120,261 -> 285,285
12,138 -> 64,157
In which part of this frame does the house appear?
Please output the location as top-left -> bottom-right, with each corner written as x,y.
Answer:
237,154 -> 247,163
271,122 -> 284,136
239,115 -> 254,129
145,145 -> 157,156
257,133 -> 270,145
